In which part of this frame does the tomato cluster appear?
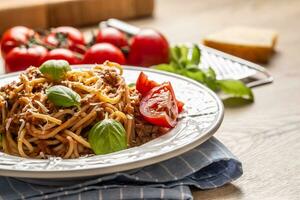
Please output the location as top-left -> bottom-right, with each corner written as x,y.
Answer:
0,26 -> 170,73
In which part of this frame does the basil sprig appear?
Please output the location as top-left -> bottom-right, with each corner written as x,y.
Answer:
155,45 -> 254,102
46,85 -> 81,107
88,118 -> 127,155
218,80 -> 254,100
39,59 -> 71,81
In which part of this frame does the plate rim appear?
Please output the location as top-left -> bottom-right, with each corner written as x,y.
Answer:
0,65 -> 224,179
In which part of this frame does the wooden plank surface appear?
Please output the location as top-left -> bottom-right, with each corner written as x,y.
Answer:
127,0 -> 300,199
0,0 -> 48,32
0,0 -> 154,33
47,0 -> 154,27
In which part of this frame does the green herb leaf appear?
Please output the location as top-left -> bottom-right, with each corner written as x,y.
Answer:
170,46 -> 181,62
223,97 -> 254,107
218,80 -> 254,101
88,119 -> 127,155
154,44 -> 254,103
206,67 -> 217,80
203,67 -> 219,91
46,85 -> 81,107
183,69 -> 206,83
170,46 -> 183,69
185,64 -> 200,71
155,64 -> 178,73
39,59 -> 71,81
187,45 -> 201,65
178,46 -> 189,66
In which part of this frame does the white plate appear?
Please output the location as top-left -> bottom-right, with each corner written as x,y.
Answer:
0,66 -> 224,179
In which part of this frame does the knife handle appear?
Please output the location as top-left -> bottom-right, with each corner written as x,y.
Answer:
101,18 -> 141,36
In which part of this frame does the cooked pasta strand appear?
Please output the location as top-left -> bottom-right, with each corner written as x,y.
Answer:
71,107 -> 97,131
18,129 -> 28,157
64,130 -> 91,149
30,112 -> 62,125
64,136 -> 74,159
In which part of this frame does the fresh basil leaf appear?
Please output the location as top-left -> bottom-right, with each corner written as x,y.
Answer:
170,46 -> 182,65
179,46 -> 189,66
46,85 -> 81,107
170,61 -> 182,70
223,97 -> 254,107
88,119 -> 127,155
185,64 -> 200,71
39,60 -> 71,81
155,44 -> 254,104
218,80 -> 254,101
206,67 -> 217,80
155,64 -> 178,73
204,78 -> 219,91
187,45 -> 201,65
202,67 -> 218,91
183,69 -> 206,83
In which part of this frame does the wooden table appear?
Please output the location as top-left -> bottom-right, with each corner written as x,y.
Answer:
128,0 -> 300,199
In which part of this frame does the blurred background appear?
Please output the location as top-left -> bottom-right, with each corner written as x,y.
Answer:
1,0 -> 299,73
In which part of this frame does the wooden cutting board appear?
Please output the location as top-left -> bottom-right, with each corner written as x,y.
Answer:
0,0 -> 154,34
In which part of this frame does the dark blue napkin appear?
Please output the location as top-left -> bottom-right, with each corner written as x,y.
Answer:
0,137 -> 242,200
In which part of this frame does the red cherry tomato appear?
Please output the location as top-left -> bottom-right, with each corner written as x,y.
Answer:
5,45 -> 47,73
140,82 -> 178,128
44,26 -> 86,54
41,48 -> 81,65
54,27 -> 85,44
82,43 -> 126,65
136,72 -> 159,96
136,72 -> 184,112
176,100 -> 184,113
128,29 -> 169,67
1,26 -> 36,57
96,27 -> 128,48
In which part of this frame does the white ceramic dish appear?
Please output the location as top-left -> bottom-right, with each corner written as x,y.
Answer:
0,66 -> 224,179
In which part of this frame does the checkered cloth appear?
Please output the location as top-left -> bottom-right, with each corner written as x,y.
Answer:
0,137 -> 242,200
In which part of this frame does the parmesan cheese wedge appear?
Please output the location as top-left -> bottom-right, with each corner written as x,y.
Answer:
203,27 -> 278,63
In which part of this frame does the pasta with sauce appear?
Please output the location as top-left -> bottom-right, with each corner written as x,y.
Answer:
0,61 -> 169,159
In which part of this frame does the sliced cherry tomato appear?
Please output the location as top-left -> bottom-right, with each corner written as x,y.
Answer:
44,26 -> 86,54
176,100 -> 184,113
136,72 -> 184,112
128,29 -> 169,67
82,43 -> 126,65
96,27 -> 128,48
140,82 -> 178,128
136,72 -> 159,96
5,45 -> 47,73
1,26 -> 36,57
41,48 -> 81,65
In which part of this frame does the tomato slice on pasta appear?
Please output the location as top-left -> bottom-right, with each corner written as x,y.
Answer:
139,82 -> 178,128
136,72 -> 184,113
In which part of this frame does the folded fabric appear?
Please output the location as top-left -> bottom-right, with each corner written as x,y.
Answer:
0,137 -> 243,200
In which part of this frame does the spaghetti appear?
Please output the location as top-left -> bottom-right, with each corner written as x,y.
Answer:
0,61 -> 166,158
